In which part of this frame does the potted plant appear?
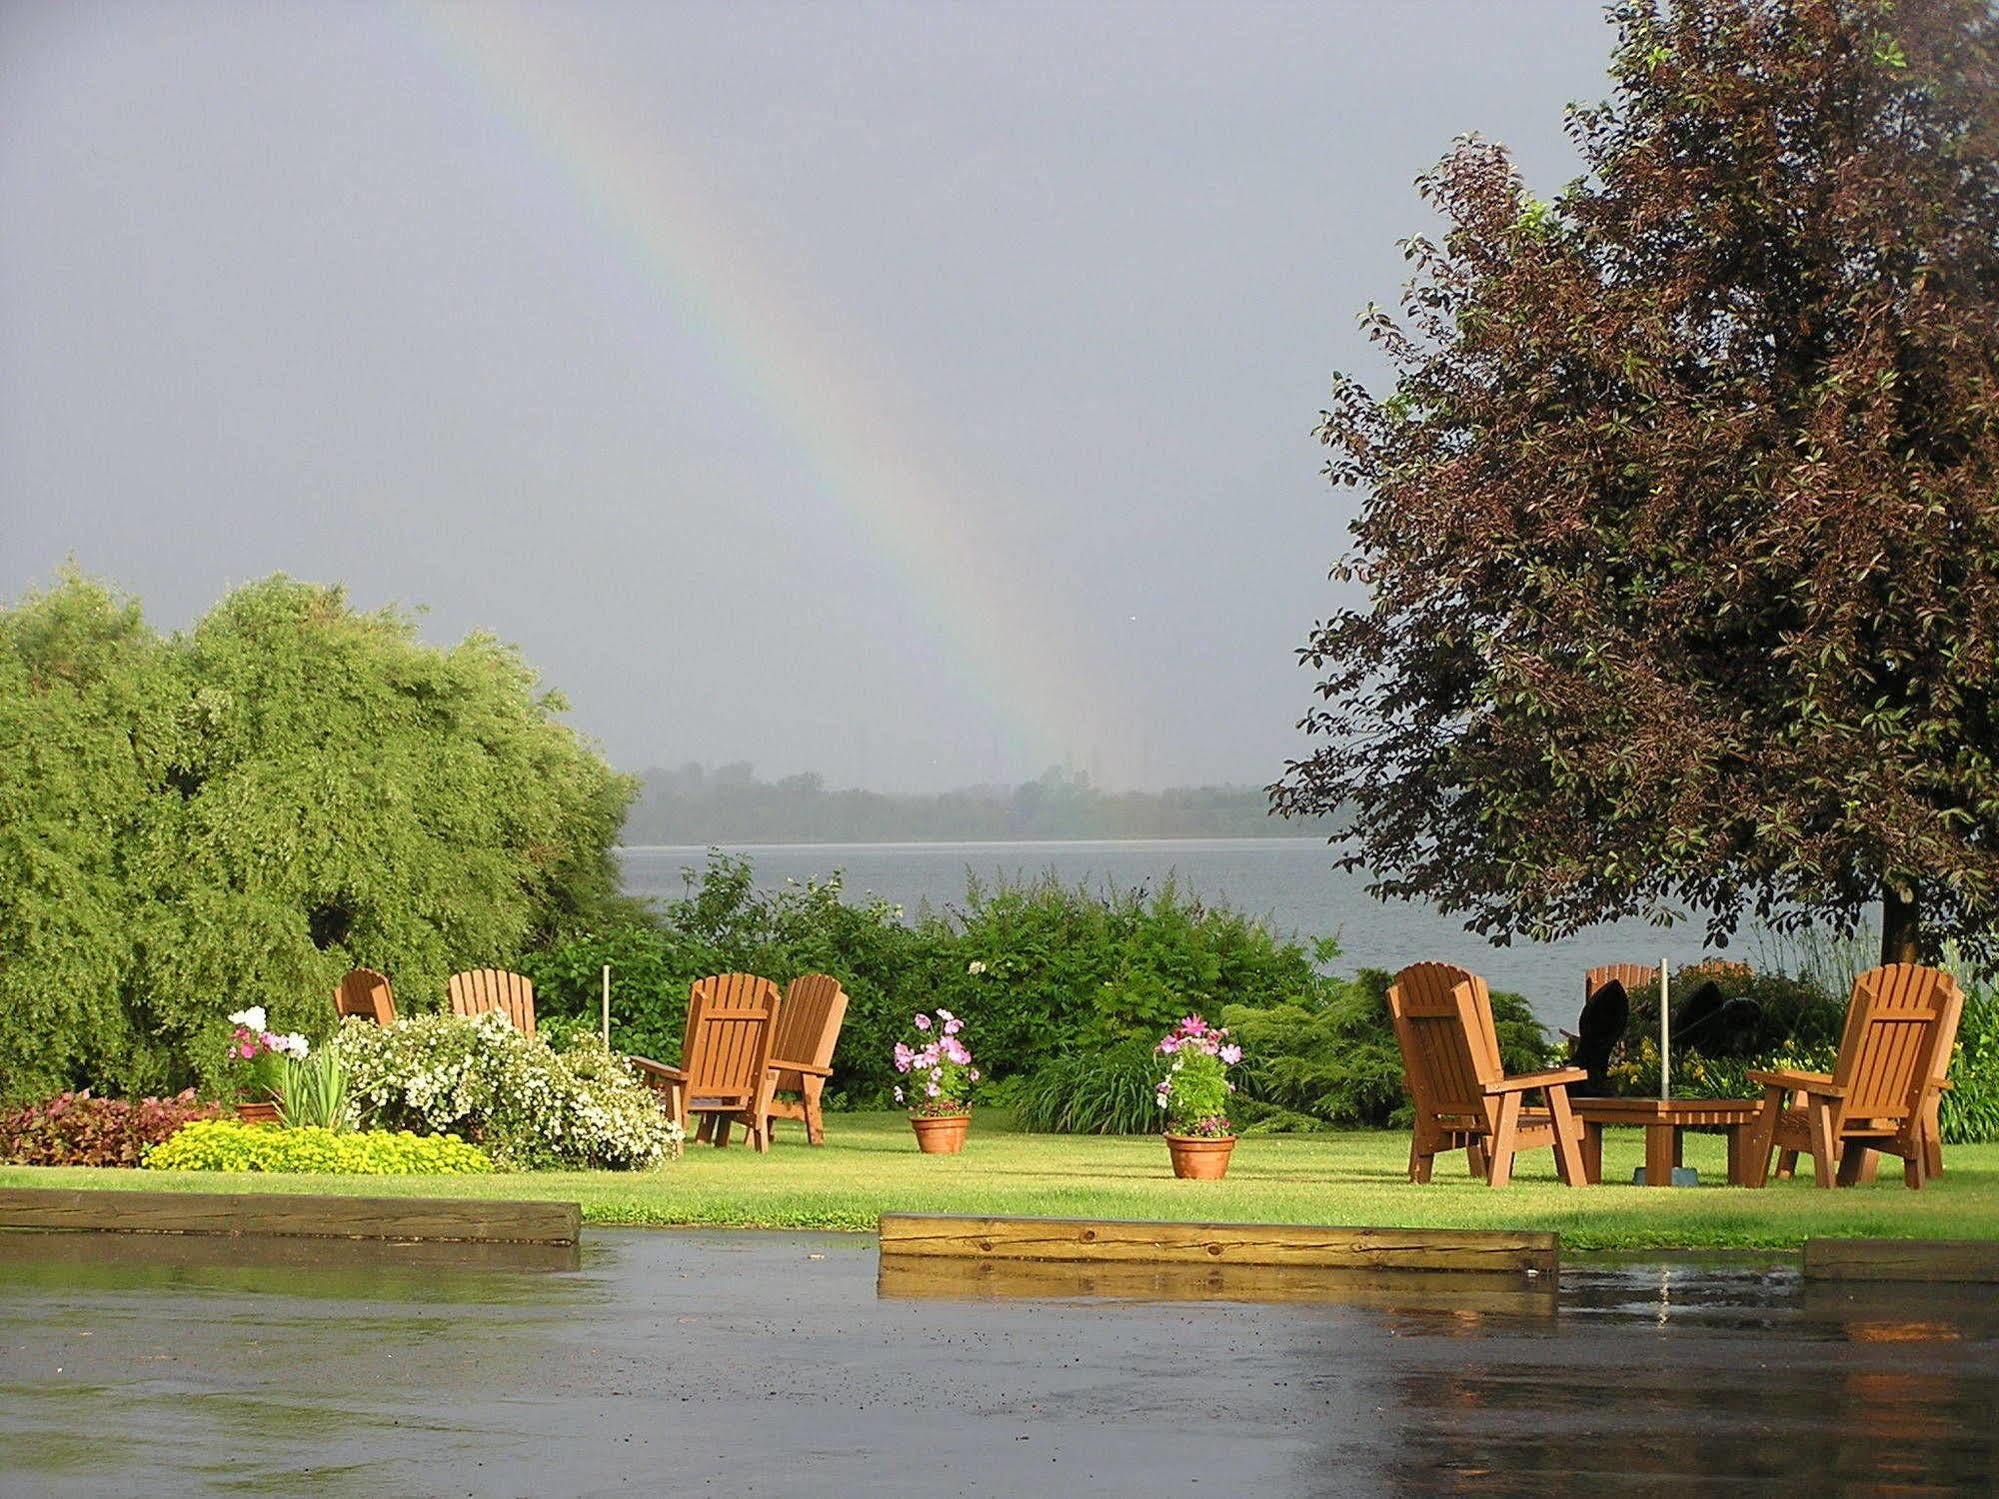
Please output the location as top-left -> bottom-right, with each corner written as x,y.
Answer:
1155,1015 -> 1242,1179
894,1009 -> 979,1153
225,1007 -> 309,1124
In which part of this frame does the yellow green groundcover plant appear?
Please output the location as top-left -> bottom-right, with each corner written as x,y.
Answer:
146,1119 -> 491,1175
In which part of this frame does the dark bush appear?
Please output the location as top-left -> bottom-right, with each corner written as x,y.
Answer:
0,1089 -> 219,1167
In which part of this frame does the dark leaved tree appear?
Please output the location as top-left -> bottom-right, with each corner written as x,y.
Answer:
1273,0 -> 1999,966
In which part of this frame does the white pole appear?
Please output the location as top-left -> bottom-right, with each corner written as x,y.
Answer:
1659,957 -> 1671,1101
601,964 -> 612,1048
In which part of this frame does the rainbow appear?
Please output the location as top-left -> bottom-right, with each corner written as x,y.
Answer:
406,2 -> 1107,775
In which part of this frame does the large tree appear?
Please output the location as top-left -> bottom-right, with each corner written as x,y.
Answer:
0,572 -> 633,1100
1273,0 -> 1999,966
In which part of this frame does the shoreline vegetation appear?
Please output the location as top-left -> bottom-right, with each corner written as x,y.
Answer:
7,1113 -> 1995,1251
621,763 -> 1327,846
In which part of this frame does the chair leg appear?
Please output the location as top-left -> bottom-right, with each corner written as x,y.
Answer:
1466,1141 -> 1488,1181
1923,1097 -> 1945,1178
1838,1142 -> 1875,1187
1775,1150 -> 1798,1180
1486,1093 -> 1522,1188
1743,1089 -> 1781,1189
695,1112 -> 716,1144
1806,1098 -> 1838,1188
805,1080 -> 827,1146
712,1116 -> 732,1148
1547,1087 -> 1585,1186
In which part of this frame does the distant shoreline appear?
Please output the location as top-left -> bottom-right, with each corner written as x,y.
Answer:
617,835 -> 1332,853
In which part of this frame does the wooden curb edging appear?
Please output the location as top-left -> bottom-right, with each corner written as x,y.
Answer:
878,1214 -> 1558,1274
0,1187 -> 581,1246
1803,1238 -> 1999,1284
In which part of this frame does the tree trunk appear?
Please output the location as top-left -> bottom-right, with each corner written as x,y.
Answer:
1881,884 -> 1924,966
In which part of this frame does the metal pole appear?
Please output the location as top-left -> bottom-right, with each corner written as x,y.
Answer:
1659,957 -> 1671,1101
601,964 -> 612,1048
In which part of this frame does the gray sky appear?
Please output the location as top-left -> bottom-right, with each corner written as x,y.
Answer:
3,0 -> 1612,791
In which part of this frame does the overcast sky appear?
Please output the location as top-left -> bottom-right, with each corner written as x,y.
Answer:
3,0 -> 1613,791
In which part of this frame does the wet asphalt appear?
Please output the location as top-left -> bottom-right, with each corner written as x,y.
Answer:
1,1227 -> 1995,1497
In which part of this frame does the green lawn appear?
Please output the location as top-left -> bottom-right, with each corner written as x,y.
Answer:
6,1112 -> 1998,1250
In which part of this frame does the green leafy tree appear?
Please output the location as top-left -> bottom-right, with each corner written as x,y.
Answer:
0,571 -> 633,1101
1274,1 -> 1999,966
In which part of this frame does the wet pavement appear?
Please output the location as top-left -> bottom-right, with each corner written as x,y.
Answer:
1,1228 -> 1996,1496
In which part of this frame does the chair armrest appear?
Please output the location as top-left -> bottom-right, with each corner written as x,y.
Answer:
627,1056 -> 687,1085
1485,1068 -> 1587,1096
1747,1069 -> 1845,1097
771,1058 -> 834,1078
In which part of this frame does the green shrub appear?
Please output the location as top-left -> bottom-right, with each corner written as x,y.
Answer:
1622,967 -> 1846,1060
0,570 -> 632,1103
334,1011 -> 678,1169
1010,1038 -> 1162,1134
1939,983 -> 1999,1145
146,1119 -> 491,1174
1224,969 -> 1556,1132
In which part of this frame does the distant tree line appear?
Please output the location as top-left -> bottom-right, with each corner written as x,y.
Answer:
621,763 -> 1321,845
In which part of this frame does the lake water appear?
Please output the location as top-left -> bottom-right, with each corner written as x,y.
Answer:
618,838 -> 1746,1026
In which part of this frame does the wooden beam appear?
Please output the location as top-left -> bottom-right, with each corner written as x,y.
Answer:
1803,1238 -> 1999,1283
878,1214 -> 1557,1274
878,1254 -> 1560,1311
0,1188 -> 580,1246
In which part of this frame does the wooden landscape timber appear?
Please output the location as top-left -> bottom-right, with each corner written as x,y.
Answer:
877,1253 -> 1560,1314
1802,1238 -> 1999,1284
0,1187 -> 581,1246
877,1213 -> 1559,1274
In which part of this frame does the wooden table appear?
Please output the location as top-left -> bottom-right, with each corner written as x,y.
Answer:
1570,1098 -> 1765,1187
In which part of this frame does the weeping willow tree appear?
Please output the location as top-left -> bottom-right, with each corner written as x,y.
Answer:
0,571 -> 633,1101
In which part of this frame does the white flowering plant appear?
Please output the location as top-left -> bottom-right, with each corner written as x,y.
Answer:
334,1010 -> 681,1169
1154,1015 -> 1242,1139
891,1009 -> 979,1118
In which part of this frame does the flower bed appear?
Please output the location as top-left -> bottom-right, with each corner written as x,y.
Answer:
146,1119 -> 491,1175
0,1090 -> 220,1167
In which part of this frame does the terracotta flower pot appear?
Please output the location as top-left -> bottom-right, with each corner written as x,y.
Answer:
1165,1133 -> 1236,1180
910,1113 -> 971,1154
236,1100 -> 281,1126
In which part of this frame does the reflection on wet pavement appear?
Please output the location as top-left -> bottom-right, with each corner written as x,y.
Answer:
1,1229 -> 1994,1496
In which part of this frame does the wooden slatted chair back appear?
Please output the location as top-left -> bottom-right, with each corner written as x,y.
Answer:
688,972 -> 780,1018
683,984 -> 779,1104
448,968 -> 538,1038
1388,962 -> 1502,1122
773,974 -> 848,1094
1833,964 -> 1960,1122
333,967 -> 396,1027
1584,963 -> 1657,1006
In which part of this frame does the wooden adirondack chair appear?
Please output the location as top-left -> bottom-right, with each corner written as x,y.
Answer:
761,974 -> 848,1146
448,968 -> 537,1038
333,967 -> 396,1026
1743,963 -> 1963,1190
629,975 -> 781,1152
1584,963 -> 1657,1007
1388,962 -> 1589,1188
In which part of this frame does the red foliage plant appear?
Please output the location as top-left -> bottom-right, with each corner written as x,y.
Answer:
0,1090 -> 220,1167
1275,0 -> 1999,967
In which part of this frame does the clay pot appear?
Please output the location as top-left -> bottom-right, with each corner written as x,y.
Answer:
1165,1133 -> 1236,1180
236,1100 -> 281,1126
910,1113 -> 971,1154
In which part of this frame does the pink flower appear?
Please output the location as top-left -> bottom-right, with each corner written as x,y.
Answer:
893,1086 -> 904,1103
936,1008 -> 955,1023
893,1043 -> 913,1074
913,1014 -> 931,1031
1156,1036 -> 1181,1055
1180,1015 -> 1208,1037
1219,1044 -> 1243,1065
926,1083 -> 941,1098
969,1069 -> 981,1082
943,1018 -> 963,1036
